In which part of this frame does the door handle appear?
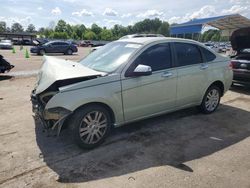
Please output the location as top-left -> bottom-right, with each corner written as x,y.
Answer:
200,64 -> 208,70
162,72 -> 173,78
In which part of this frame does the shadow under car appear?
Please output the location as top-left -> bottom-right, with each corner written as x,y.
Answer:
34,104 -> 250,183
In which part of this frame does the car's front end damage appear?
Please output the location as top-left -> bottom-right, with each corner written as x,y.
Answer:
31,89 -> 72,135
31,56 -> 104,135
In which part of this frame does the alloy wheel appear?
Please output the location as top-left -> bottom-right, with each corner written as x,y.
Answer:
205,89 -> 220,112
79,111 -> 108,144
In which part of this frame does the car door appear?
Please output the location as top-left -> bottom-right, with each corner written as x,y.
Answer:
121,43 -> 177,122
58,42 -> 69,53
173,42 -> 208,108
46,42 -> 57,53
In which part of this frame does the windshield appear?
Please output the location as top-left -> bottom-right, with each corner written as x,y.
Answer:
79,41 -> 142,73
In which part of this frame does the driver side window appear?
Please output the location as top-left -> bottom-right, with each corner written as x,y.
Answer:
133,43 -> 172,72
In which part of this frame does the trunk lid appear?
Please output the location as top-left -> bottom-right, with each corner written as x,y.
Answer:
230,27 -> 250,51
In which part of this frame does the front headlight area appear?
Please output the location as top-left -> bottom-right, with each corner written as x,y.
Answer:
38,91 -> 72,121
44,107 -> 72,120
39,91 -> 57,106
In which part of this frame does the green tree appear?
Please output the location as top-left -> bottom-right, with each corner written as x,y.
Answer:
6,27 -> 11,33
43,28 -> 53,38
100,29 -> 113,41
71,31 -> 79,40
83,30 -> 97,40
111,24 -> 128,39
49,32 -> 68,39
74,24 -> 86,39
201,29 -> 221,42
91,23 -> 102,37
157,21 -> 169,36
65,24 -> 73,38
0,21 -> 6,33
55,20 -> 67,32
26,24 -> 36,33
11,22 -> 24,33
38,27 -> 45,34
132,18 -> 163,34
127,25 -> 134,34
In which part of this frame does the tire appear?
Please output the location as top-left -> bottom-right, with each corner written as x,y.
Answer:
39,49 -> 45,55
69,105 -> 112,149
200,85 -> 221,114
65,49 -> 73,55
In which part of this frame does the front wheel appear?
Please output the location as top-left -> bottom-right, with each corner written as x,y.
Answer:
200,85 -> 221,114
70,105 -> 112,149
39,49 -> 45,55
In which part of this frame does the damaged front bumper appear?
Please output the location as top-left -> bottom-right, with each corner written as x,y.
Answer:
31,90 -> 72,135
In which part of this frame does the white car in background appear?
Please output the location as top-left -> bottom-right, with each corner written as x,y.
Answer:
0,40 -> 13,49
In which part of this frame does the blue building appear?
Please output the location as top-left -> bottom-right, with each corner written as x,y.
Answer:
170,14 -> 250,41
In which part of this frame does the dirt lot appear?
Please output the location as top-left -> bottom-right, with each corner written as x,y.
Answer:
0,48 -> 250,188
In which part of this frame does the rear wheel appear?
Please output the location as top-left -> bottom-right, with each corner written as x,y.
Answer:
65,49 -> 73,55
70,105 -> 112,149
200,85 -> 221,114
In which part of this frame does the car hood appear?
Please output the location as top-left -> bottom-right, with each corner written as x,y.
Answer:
35,56 -> 104,94
230,27 -> 250,51
33,38 -> 49,46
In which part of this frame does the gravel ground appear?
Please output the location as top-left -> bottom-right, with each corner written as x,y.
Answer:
0,76 -> 250,188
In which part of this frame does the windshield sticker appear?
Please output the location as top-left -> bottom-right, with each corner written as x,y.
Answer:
125,44 -> 141,48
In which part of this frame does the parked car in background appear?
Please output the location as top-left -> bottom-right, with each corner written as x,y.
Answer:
67,40 -> 79,46
0,55 -> 14,73
204,43 -> 220,53
31,37 -> 232,149
204,43 -> 213,49
12,39 -> 34,46
30,41 -> 78,55
120,33 -> 164,39
80,40 -> 94,47
230,27 -> 250,86
0,40 -> 13,49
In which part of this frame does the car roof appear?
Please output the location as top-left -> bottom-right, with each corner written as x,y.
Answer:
120,33 -> 164,39
118,37 -> 201,45
46,41 -> 69,44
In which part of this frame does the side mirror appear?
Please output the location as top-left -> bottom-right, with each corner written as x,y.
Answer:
132,64 -> 152,77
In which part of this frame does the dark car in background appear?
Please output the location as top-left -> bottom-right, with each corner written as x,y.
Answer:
30,41 -> 78,55
80,40 -> 94,47
230,27 -> 250,86
0,55 -> 14,73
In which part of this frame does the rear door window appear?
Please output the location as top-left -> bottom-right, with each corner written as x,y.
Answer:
51,42 -> 59,46
58,42 -> 68,46
200,47 -> 216,62
174,43 -> 202,67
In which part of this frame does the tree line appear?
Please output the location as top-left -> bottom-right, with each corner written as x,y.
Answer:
0,19 -> 227,42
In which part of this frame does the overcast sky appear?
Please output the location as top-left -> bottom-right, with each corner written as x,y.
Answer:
0,0 -> 249,29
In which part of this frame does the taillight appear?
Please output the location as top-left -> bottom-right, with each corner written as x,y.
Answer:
229,61 -> 233,69
229,60 -> 236,69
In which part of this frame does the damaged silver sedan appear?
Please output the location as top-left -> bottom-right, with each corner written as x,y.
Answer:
31,37 -> 232,149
